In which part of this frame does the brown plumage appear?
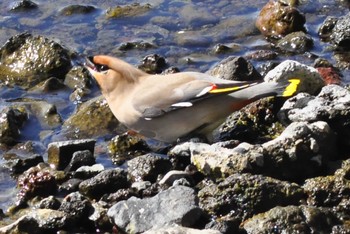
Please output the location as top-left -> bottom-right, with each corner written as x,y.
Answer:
86,55 -> 300,143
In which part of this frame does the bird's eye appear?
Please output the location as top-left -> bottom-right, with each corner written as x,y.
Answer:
87,56 -> 109,72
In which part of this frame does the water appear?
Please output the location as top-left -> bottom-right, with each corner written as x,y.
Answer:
0,0 -> 349,213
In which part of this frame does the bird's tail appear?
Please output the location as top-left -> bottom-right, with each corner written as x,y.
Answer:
230,78 -> 302,100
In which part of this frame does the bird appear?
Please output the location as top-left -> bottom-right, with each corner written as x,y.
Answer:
85,55 -> 301,143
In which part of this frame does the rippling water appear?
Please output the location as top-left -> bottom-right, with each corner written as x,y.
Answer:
0,0 -> 349,213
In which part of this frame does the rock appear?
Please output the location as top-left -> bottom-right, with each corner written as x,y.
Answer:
59,178 -> 83,193
0,209 -> 68,233
29,100 -> 62,128
47,139 -> 95,170
106,3 -> 152,19
74,163 -> 104,179
107,185 -> 204,233
318,16 -> 338,40
58,192 -> 92,226
208,56 -> 262,81
316,67 -> 341,85
16,163 -> 58,205
303,159 -> 350,207
198,173 -> 304,223
329,12 -> 350,48
244,50 -> 278,61
60,4 -> 96,16
256,0 -> 306,38
262,121 -> 336,181
264,60 -> 325,95
30,77 -> 66,92
64,150 -> 96,172
205,215 -> 240,234
333,51 -> 350,69
159,170 -> 192,186
118,41 -> 155,51
279,85 -> 350,150
276,31 -> 313,53
211,43 -> 240,54
89,201 -> 113,230
0,106 -> 28,145
36,195 -> 61,210
4,153 -> 43,174
79,168 -> 128,198
138,54 -> 167,74
0,33 -> 72,88
127,153 -> 172,183
62,95 -> 124,138
10,0 -> 38,12
242,205 -> 339,233
64,66 -> 93,90
108,133 -> 150,165
144,226 -> 221,234
131,181 -> 152,192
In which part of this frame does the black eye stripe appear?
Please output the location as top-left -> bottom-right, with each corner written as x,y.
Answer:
87,56 -> 110,72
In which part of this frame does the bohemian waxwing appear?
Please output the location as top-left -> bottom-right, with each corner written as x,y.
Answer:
86,55 -> 300,143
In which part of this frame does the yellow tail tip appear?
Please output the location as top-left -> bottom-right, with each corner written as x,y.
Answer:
282,78 -> 301,97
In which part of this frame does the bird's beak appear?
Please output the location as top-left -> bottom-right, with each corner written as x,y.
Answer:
84,56 -> 105,85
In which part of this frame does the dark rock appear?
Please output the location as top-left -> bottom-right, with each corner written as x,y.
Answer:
107,185 -> 204,233
245,50 -> 278,61
79,168 -> 128,198
333,51 -> 350,69
89,201 -> 113,230
208,56 -> 262,81
0,33 -> 72,88
100,188 -> 137,206
60,5 -> 96,16
36,195 -> 61,210
0,106 -> 28,145
29,100 -> 62,128
144,226 -> 221,234
329,13 -> 350,48
276,31 -> 313,53
47,139 -> 95,170
303,159 -> 350,207
64,66 -> 93,90
242,205 -> 340,234
118,41 -> 155,51
64,150 -> 96,172
16,163 -> 58,205
108,133 -> 150,165
279,85 -> 350,151
138,54 -> 167,74
31,77 -> 66,92
212,43 -> 240,54
4,153 -> 43,174
58,192 -> 92,226
59,178 -> 83,193
74,163 -> 104,179
198,173 -> 304,224
62,95 -> 124,138
127,153 -> 172,183
205,216 -> 240,234
0,209 -> 68,234
106,3 -> 151,19
10,0 -> 38,12
256,0 -> 306,38
318,16 -> 338,41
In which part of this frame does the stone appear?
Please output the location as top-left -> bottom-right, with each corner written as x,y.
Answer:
64,150 -> 96,172
59,192 -> 92,225
74,163 -> 104,179
276,31 -> 313,53
107,185 -> 204,233
79,168 -> 128,198
47,139 -> 95,170
0,106 -> 28,145
138,54 -> 167,74
159,170 -> 192,186
144,226 -> 221,234
60,4 -> 96,16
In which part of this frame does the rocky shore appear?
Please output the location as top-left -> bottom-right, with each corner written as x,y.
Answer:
0,0 -> 350,233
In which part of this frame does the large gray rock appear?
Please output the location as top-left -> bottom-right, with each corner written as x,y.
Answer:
107,185 -> 204,233
144,226 -> 221,234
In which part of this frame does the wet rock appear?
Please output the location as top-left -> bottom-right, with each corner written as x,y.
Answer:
264,60 -> 325,95
316,67 -> 341,85
30,100 -> 62,128
245,50 -> 278,61
16,163 -> 58,206
118,41 -> 156,51
279,85 -> 350,150
106,3 -> 151,19
108,133 -> 150,165
242,205 -> 339,233
329,12 -> 350,48
127,153 -> 172,183
10,0 -> 38,12
208,56 -> 262,81
162,66 -> 180,74
59,178 -> 82,193
0,106 -> 28,145
64,150 -> 96,172
60,5 -> 96,16
62,95 -> 124,138
144,226 -> 221,234
276,31 -> 313,53
0,33 -> 72,88
74,163 -> 104,179
212,43 -> 240,54
198,173 -> 304,223
333,51 -> 350,69
4,153 -> 43,174
47,139 -> 95,170
58,192 -> 92,227
64,66 -> 93,90
89,201 -> 113,230
108,185 -> 204,233
205,215 -> 240,234
0,209 -> 68,234
138,54 -> 167,74
30,77 -> 66,92
256,0 -> 306,38
36,195 -> 61,210
79,168 -> 128,198
303,159 -> 350,207
318,16 -> 338,41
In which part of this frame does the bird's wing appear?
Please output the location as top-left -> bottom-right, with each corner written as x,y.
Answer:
132,73 -> 258,119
